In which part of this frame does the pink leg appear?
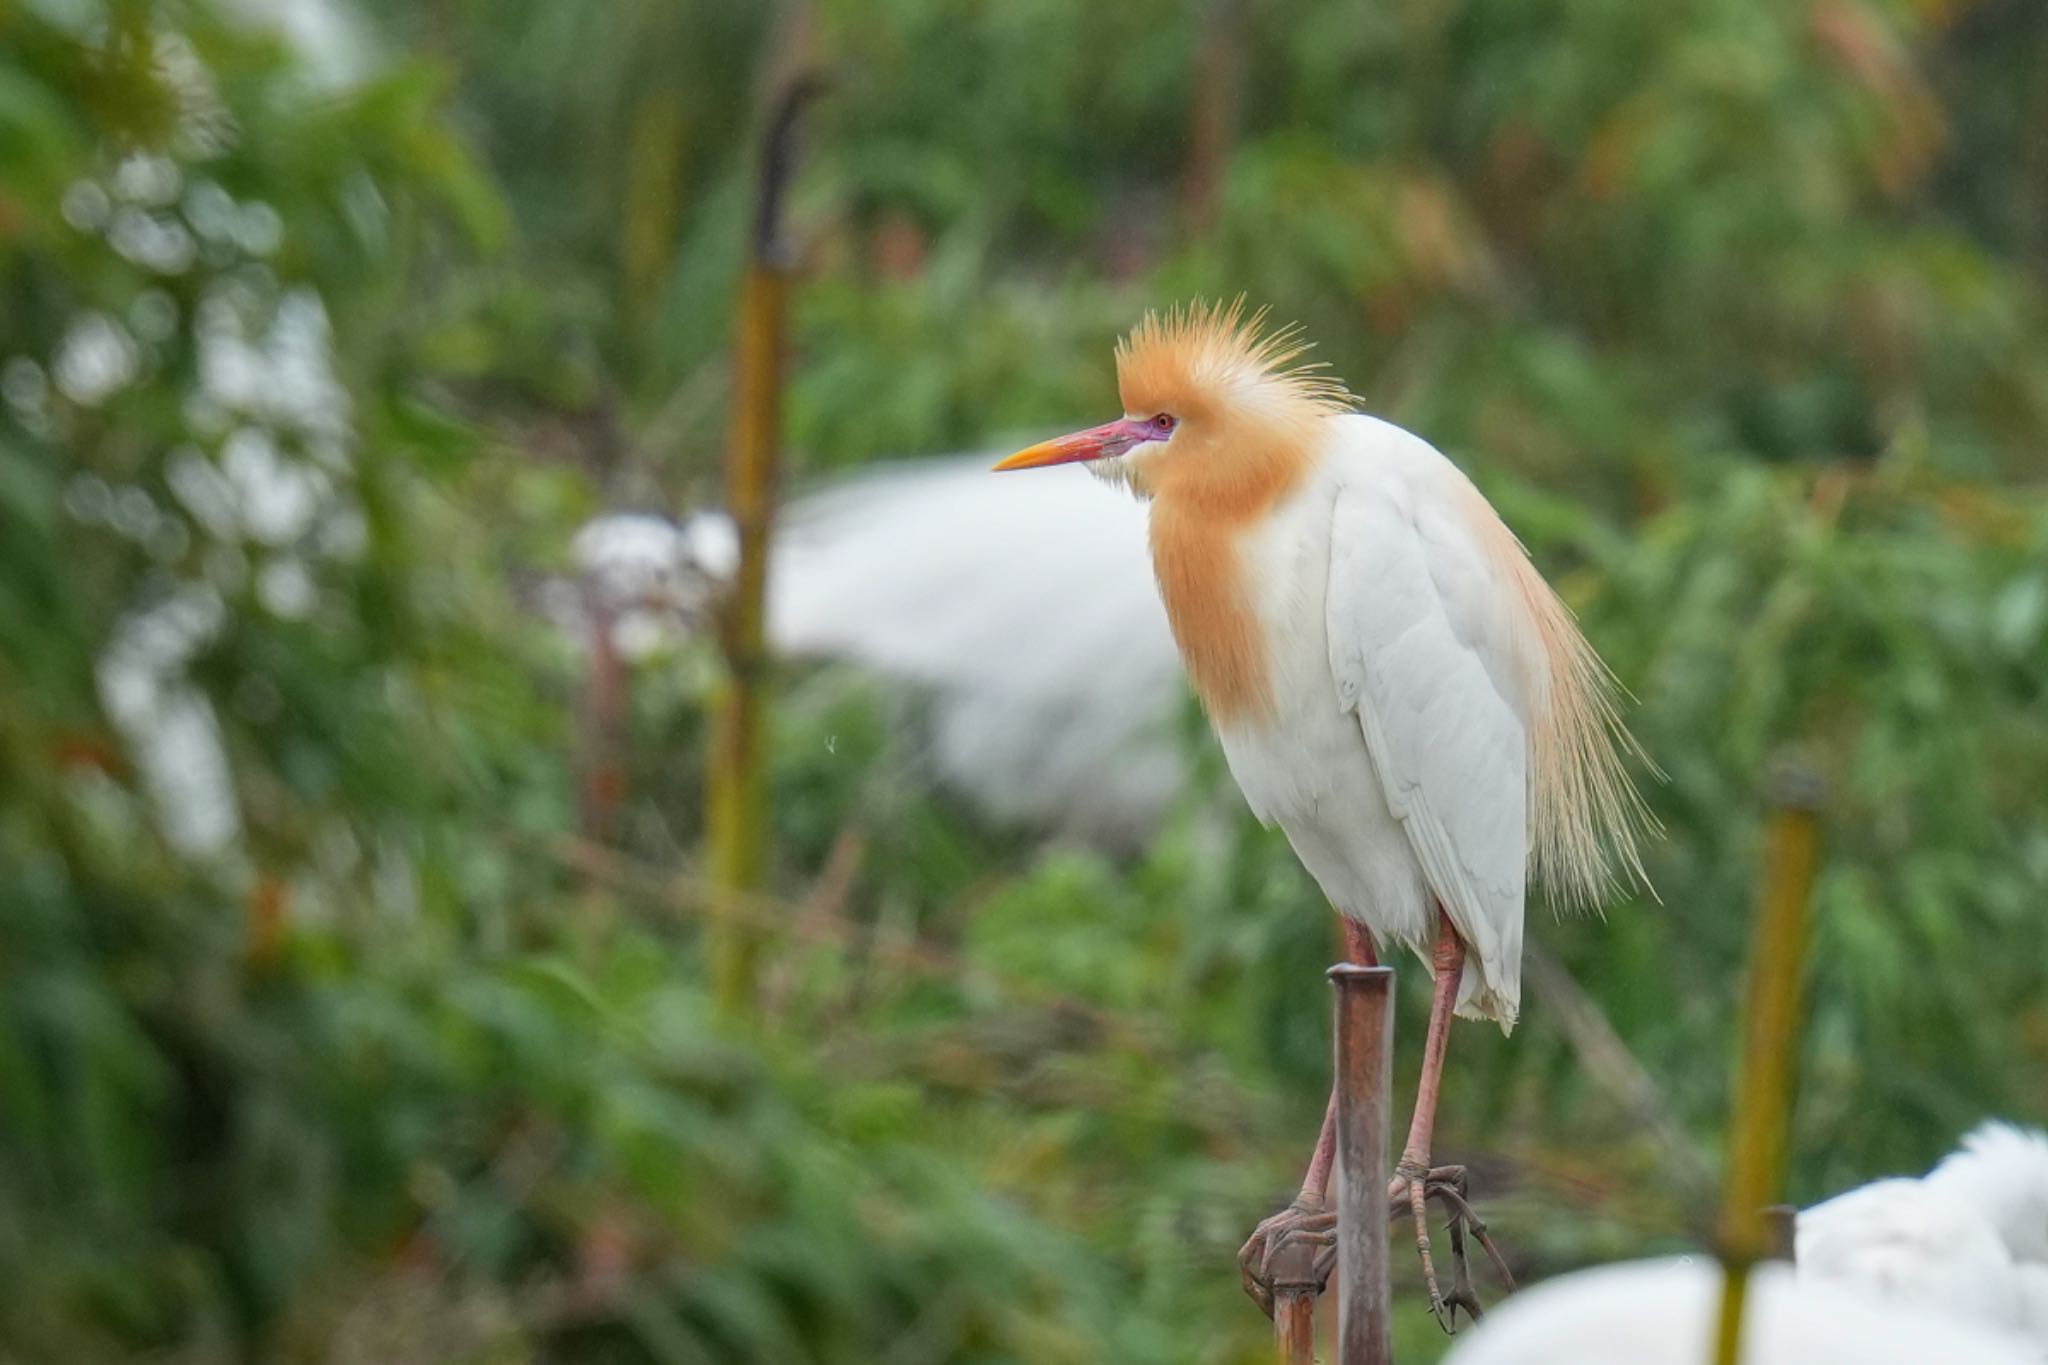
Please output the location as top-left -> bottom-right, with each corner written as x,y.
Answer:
1237,919 -> 1377,1314
1341,918 -> 1379,968
1398,907 -> 1468,1324
1400,909 -> 1465,1182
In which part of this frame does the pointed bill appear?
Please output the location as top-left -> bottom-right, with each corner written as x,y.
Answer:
991,418 -> 1149,472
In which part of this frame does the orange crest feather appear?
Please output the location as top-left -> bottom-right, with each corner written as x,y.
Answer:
1115,298 -> 1353,426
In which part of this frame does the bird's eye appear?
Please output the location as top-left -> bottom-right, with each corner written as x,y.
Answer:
1152,413 -> 1176,433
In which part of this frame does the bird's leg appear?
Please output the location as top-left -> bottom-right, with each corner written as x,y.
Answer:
1236,919 -> 1376,1316
1236,1094 -> 1338,1316
1392,907 -> 1475,1331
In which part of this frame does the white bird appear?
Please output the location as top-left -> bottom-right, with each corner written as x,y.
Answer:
990,300 -> 1654,1320
1797,1121 -> 2048,1352
767,457 -> 1187,843
1440,1255 -> 2040,1365
568,461 -> 1191,846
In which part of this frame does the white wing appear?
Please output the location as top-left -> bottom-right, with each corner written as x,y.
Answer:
1799,1123 -> 2048,1350
1797,1178 -> 2027,1332
1324,443 -> 1535,1025
770,457 -> 1188,845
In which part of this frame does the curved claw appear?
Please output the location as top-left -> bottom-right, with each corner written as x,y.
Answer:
1441,1211 -> 1485,1327
1236,1228 -> 1275,1318
1238,1199 -> 1337,1318
1430,1184 -> 1516,1291
1242,1166 -> 1513,1329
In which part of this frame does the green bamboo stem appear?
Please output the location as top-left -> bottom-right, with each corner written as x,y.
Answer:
706,72 -> 818,1016
1711,765 -> 1824,1365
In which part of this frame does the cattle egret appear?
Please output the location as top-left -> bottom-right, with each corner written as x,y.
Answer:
993,301 -> 1654,1322
1439,1256 -> 2041,1365
1798,1121 -> 2048,1350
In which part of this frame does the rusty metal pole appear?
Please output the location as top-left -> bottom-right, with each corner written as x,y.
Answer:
1269,1238 -> 1320,1364
1710,764 -> 1825,1365
1331,963 -> 1395,1365
1761,1204 -> 1798,1264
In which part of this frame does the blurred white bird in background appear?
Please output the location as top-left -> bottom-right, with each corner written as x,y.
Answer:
567,456 -> 1192,847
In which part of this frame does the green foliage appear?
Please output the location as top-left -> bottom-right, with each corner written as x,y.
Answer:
1,1 -> 2045,1362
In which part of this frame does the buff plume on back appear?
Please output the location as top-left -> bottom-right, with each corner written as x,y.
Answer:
1477,486 -> 1659,909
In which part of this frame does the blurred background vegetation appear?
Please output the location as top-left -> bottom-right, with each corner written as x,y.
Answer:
3,0 -> 2046,1360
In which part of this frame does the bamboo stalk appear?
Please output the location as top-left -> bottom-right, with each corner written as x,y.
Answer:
1710,764 -> 1825,1365
706,69 -> 820,1016
1181,0 -> 1246,237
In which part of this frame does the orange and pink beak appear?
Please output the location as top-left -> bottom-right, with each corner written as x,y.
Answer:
991,418 -> 1155,472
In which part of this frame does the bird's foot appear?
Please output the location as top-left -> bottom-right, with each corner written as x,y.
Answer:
1388,1161 -> 1515,1333
1237,1194 -> 1337,1318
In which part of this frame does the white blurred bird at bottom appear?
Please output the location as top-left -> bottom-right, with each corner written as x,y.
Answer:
1446,1122 -> 2048,1365
1440,1256 -> 2038,1365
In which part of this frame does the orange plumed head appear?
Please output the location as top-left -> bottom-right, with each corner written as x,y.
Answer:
995,299 -> 1352,508
994,301 -> 1356,724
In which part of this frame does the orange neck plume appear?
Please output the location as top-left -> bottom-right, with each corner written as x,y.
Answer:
1116,301 -> 1350,725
